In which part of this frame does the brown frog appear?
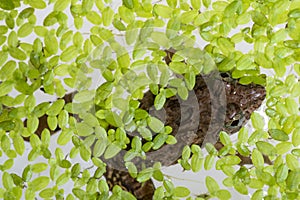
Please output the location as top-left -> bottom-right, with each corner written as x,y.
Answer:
104,50 -> 266,199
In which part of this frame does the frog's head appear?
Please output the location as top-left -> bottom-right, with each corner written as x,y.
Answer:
222,75 -> 266,134
224,103 -> 246,133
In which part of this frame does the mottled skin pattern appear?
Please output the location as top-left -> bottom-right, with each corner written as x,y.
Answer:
105,166 -> 155,200
104,73 -> 266,199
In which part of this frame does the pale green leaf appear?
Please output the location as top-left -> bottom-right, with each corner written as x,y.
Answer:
174,186 -> 190,197
206,176 -> 219,194
256,141 -> 276,156
251,112 -> 264,130
104,142 -> 121,159
57,129 -> 73,145
154,92 -> 166,110
28,176 -> 50,191
252,149 -> 264,168
147,116 -> 164,133
286,154 -> 300,171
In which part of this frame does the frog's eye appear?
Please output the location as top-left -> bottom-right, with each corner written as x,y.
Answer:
230,119 -> 240,127
225,112 -> 245,128
220,72 -> 230,78
225,119 -> 237,128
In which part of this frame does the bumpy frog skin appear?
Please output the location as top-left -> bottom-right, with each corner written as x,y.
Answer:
103,52 -> 266,199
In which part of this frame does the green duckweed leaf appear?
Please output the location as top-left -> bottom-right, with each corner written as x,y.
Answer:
147,116 -> 164,133
283,40 -> 300,49
22,165 -> 32,182
119,6 -> 135,24
9,47 -> 27,60
32,162 -> 48,173
39,188 -> 55,198
204,154 -> 215,170
276,142 -> 292,155
5,14 -> 15,29
46,99 -> 65,116
76,122 -> 94,137
73,90 -> 95,103
29,0 -> 47,9
93,139 -> 107,157
275,164 -> 289,183
256,141 -> 276,156
18,23 -> 33,38
177,85 -> 188,100
251,10 -> 268,26
87,11 -> 102,25
152,133 -> 168,150
0,26 -> 8,35
285,97 -> 298,115
13,135 -> 25,155
200,0 -> 210,8
2,172 -> 14,190
137,168 -> 153,183
286,154 -> 300,171
47,115 -> 57,131
184,71 -> 196,90
125,162 -> 137,178
206,176 -> 219,194
79,145 -> 91,161
72,188 -> 85,199
153,4 -> 173,18
191,0 -> 201,10
251,189 -> 263,200
60,30 -> 73,50
105,111 -> 122,127
56,172 -> 70,186
123,0 -> 134,9
191,154 -> 203,172
292,128 -> 300,147
102,7 -> 114,26
54,0 -> 71,11
71,163 -> 81,178
27,115 -> 39,133
166,135 -> 177,144
286,170 -> 300,191
104,142 -> 121,159
252,149 -> 264,169
288,8 -> 300,18
234,181 -> 248,195
57,129 -> 73,146
251,112 -> 264,130
147,63 -> 159,83
28,176 -> 50,192
269,128 -> 289,141
45,31 -> 59,55
0,81 -> 14,97
216,189 -> 231,200
113,18 -> 126,31
60,45 -> 78,62
154,92 -> 166,110
174,186 -> 190,197
138,127 -> 152,141
0,0 -> 15,10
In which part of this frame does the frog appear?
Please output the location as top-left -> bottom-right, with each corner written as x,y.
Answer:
103,50 -> 266,200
